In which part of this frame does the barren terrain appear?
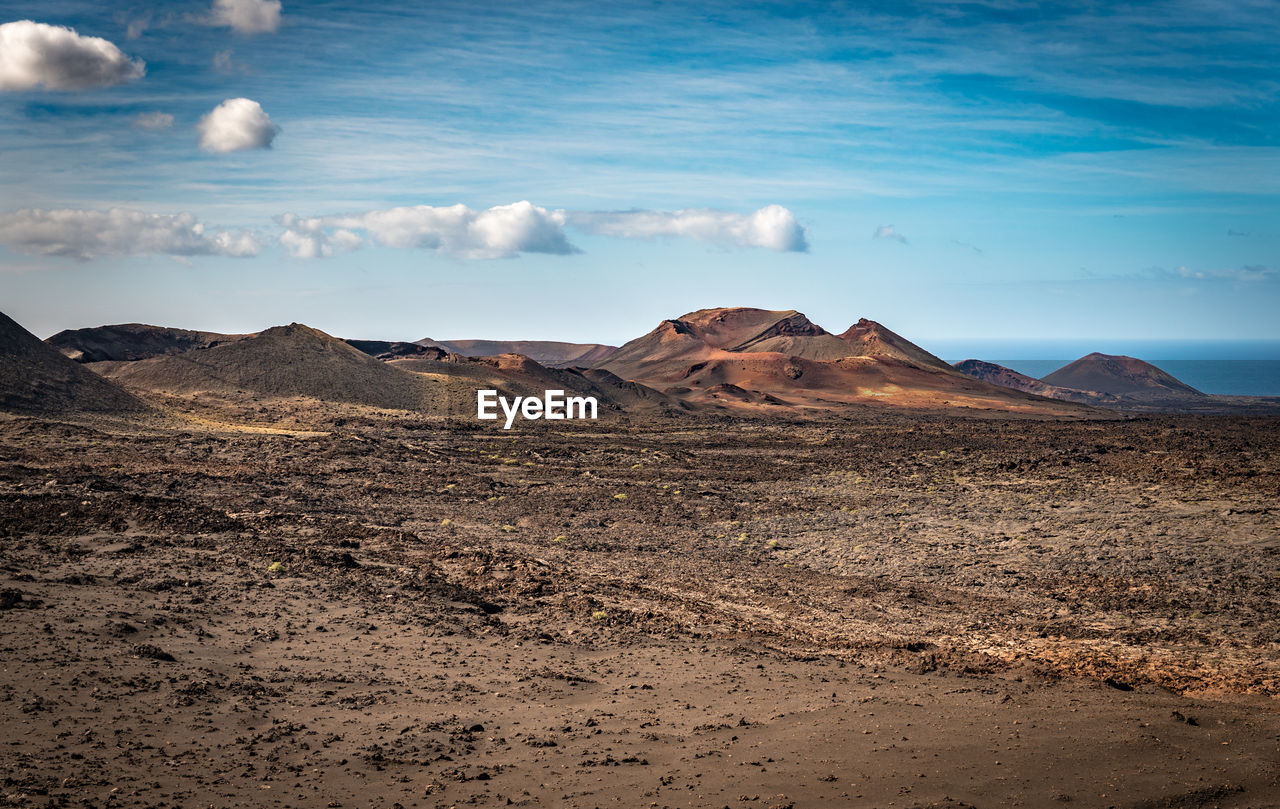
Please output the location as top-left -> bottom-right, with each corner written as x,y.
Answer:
2,408 -> 1278,808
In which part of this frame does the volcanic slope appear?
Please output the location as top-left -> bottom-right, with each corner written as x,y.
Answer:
419,339 -> 616,367
390,353 -> 685,415
598,307 -> 1089,414
101,323 -> 443,412
0,311 -> 152,415
1042,352 -> 1204,397
46,323 -> 249,363
954,359 -> 1119,405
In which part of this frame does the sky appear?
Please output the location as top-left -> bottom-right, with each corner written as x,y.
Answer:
0,0 -> 1277,350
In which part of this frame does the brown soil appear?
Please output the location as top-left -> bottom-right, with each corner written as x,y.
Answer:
1,406 -> 1277,808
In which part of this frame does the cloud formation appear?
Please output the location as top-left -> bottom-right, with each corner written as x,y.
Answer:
1172,264 -> 1276,283
211,0 -> 282,34
566,205 -> 808,252
197,98 -> 279,153
132,111 -> 174,131
279,203 -> 810,258
0,21 -> 145,91
279,201 -> 577,259
873,224 -> 907,244
0,208 -> 262,260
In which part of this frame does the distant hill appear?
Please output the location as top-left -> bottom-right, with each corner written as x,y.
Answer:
419,338 -> 616,368
953,359 -> 1117,405
344,339 -> 446,361
101,323 -> 439,411
597,307 -> 1088,414
388,353 -> 686,416
1041,353 -> 1204,397
1,311 -> 152,415
955,354 -> 1280,414
47,323 -> 249,363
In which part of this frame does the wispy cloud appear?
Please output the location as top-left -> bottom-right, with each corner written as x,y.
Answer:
873,224 -> 907,244
566,205 -> 808,252
132,111 -> 174,131
209,0 -> 282,35
1169,264 -> 1276,283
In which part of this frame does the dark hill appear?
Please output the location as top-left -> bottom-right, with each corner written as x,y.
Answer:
953,359 -> 1116,405
1041,353 -> 1203,397
345,339 -> 446,361
418,339 -> 616,368
1,311 -> 152,415
47,323 -> 249,363
102,323 -> 438,411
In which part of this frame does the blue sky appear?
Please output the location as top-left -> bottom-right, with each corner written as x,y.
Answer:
0,0 -> 1277,349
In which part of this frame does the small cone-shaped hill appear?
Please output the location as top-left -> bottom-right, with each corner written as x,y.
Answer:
103,323 -> 437,410
1041,353 -> 1203,397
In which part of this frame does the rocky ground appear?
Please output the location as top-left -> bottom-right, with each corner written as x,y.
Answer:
1,409 -> 1278,808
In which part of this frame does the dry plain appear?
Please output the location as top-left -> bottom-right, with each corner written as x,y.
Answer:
2,409 -> 1278,808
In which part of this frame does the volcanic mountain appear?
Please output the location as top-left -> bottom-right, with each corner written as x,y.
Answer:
418,339 -> 616,368
598,308 -> 1088,413
1,311 -> 152,415
101,323 -> 440,411
953,359 -> 1119,406
1041,353 -> 1204,397
47,323 -> 250,363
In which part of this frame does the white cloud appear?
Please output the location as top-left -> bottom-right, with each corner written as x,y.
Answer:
0,208 -> 262,260
211,0 -> 282,34
873,224 -> 907,244
566,204 -> 808,252
279,201 -> 578,259
132,111 -> 174,131
197,98 -> 279,153
1173,264 -> 1276,283
0,21 -> 145,91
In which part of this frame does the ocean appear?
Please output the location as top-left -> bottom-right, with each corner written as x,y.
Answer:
926,340 -> 1280,397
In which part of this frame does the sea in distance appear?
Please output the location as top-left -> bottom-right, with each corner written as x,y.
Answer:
925,339 -> 1280,396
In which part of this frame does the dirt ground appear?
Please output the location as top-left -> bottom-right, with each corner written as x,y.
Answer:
2,409 -> 1278,808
